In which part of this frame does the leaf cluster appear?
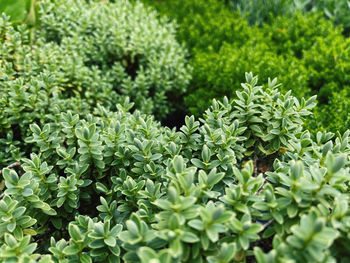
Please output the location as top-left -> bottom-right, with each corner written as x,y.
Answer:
1,74 -> 349,262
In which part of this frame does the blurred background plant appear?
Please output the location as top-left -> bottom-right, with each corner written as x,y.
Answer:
0,0 -> 36,25
228,0 -> 350,35
141,0 -> 350,133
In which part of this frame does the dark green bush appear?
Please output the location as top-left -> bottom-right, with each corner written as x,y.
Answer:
186,12 -> 350,131
185,42 -> 307,116
1,73 -> 349,262
261,12 -> 344,58
256,12 -> 350,132
140,0 -> 251,52
312,90 -> 350,133
142,0 -> 349,133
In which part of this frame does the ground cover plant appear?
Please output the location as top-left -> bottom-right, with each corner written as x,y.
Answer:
1,0 -> 350,262
0,0 -> 191,131
1,72 -> 350,262
142,0 -> 350,133
0,0 -> 191,166
37,0 -> 191,120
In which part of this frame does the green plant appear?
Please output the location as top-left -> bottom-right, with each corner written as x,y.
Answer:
0,0 -> 36,25
1,73 -> 349,262
315,0 -> 350,34
37,0 -> 191,119
144,0 -> 349,133
140,0 -> 251,52
228,0 -> 350,35
228,0 -> 298,25
310,89 -> 350,133
0,0 -> 191,165
185,42 -> 308,117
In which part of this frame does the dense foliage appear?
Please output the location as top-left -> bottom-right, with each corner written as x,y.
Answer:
1,72 -> 349,262
229,0 -> 350,35
37,0 -> 191,119
139,0 -> 251,52
0,0 -> 191,165
0,0 -> 191,138
143,0 -> 350,133
1,0 -> 349,262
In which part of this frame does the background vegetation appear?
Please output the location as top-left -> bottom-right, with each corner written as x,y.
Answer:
229,0 -> 350,35
142,0 -> 349,133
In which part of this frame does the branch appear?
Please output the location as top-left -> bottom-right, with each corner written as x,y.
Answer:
253,154 -> 259,177
0,162 -> 21,174
262,219 -> 274,229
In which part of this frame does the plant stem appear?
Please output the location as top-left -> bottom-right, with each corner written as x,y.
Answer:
0,162 -> 21,175
253,154 -> 258,177
262,219 -> 274,229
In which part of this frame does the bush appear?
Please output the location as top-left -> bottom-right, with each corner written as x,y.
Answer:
36,0 -> 191,120
1,73 -> 349,262
0,0 -> 191,165
228,0 -> 350,35
143,0 -> 349,132
187,12 -> 350,122
185,42 -> 307,116
228,0 -> 298,26
311,90 -> 350,133
140,0 -> 251,52
261,12 -> 344,58
0,13 -> 94,167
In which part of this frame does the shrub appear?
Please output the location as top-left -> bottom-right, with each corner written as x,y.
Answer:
0,0 -> 191,165
185,42 -> 307,116
36,0 -> 191,120
310,89 -> 350,133
140,0 -> 251,52
261,12 -> 344,58
1,73 -> 349,262
0,14 -> 92,167
228,0 -> 298,26
144,0 -> 349,132
258,13 -> 350,133
228,0 -> 350,35
316,0 -> 350,34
